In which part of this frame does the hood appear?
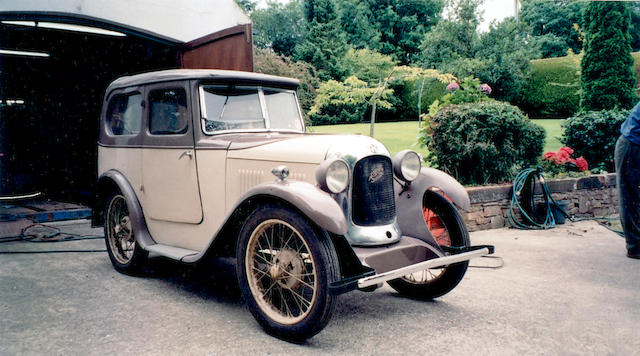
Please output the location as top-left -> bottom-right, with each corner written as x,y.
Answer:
226,133 -> 389,164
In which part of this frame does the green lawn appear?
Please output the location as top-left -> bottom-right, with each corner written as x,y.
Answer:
309,119 -> 564,156
308,121 -> 424,156
532,119 -> 563,152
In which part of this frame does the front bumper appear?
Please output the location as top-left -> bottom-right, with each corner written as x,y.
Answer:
356,245 -> 493,289
329,236 -> 494,295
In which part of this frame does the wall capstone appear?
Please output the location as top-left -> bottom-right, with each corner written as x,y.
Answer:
462,173 -> 618,231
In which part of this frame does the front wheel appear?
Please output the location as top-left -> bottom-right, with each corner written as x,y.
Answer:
388,190 -> 470,299
236,204 -> 339,341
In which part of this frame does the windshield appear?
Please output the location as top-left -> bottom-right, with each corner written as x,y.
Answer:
200,85 -> 304,134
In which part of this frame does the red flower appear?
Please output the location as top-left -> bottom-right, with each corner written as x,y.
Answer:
575,157 -> 588,171
558,146 -> 574,155
542,147 -> 588,172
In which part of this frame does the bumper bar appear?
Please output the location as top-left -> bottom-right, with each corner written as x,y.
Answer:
356,245 -> 494,289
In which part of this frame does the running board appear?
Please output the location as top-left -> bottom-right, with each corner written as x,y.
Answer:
145,244 -> 199,261
356,246 -> 493,290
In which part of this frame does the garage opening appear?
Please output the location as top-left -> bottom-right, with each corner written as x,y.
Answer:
0,2 -> 252,208
0,20 -> 179,202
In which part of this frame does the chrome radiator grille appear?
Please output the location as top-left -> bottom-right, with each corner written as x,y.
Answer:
351,155 -> 396,226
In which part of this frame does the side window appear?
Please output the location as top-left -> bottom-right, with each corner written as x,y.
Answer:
149,88 -> 188,135
106,93 -> 142,135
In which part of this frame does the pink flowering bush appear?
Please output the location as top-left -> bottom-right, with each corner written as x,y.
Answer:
540,146 -> 589,176
428,77 -> 492,116
446,82 -> 460,91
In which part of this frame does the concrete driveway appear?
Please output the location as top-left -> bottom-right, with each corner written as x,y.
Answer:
1,220 -> 638,355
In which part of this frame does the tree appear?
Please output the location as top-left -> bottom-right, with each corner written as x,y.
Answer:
475,18 -> 541,102
235,0 -> 257,13
581,2 -> 636,111
253,48 -> 320,113
308,76 -> 394,125
418,0 -> 482,69
338,0 -> 381,51
520,0 -> 586,57
629,2 -> 640,51
530,33 -> 569,59
341,48 -> 395,85
369,0 -> 445,64
294,0 -> 349,81
419,1 -> 538,103
251,0 -> 306,57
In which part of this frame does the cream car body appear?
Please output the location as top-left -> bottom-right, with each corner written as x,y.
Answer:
94,69 -> 493,340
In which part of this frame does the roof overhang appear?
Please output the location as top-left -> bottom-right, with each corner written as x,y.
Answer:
0,0 -> 251,44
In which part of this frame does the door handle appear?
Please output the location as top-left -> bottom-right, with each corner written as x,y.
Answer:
179,150 -> 193,160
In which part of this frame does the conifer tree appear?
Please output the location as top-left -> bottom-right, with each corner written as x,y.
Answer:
581,2 -> 636,110
294,0 -> 348,81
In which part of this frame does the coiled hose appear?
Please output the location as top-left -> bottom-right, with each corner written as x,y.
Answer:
508,167 -> 569,229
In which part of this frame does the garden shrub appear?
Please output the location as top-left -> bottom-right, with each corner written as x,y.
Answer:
420,101 -> 545,185
308,76 -> 393,125
515,54 -> 581,118
387,77 -> 446,122
428,77 -> 492,116
561,109 -> 630,171
386,66 -> 455,122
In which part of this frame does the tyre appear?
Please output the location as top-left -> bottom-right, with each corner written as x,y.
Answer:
236,203 -> 339,341
388,190 -> 470,299
104,192 -> 148,273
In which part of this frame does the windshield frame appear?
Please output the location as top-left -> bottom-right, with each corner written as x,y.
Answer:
198,84 -> 305,136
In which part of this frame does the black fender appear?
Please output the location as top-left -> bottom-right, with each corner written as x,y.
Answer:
182,179 -> 348,263
394,167 -> 470,249
93,170 -> 155,248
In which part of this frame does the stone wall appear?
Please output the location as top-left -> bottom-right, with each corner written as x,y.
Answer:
463,173 -> 618,231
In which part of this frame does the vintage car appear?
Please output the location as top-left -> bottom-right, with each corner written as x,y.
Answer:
93,69 -> 494,341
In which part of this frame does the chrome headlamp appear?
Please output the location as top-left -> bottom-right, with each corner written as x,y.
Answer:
392,150 -> 421,182
316,159 -> 349,194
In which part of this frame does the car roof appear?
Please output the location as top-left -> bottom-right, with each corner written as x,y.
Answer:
106,69 -> 300,94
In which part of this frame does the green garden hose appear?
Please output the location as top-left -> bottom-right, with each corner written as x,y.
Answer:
508,167 -> 569,229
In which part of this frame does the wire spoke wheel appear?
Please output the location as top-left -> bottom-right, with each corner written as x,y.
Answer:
388,190 -> 470,299
236,204 -> 338,341
104,192 -> 146,273
400,204 -> 453,284
246,219 -> 318,324
106,195 -> 135,264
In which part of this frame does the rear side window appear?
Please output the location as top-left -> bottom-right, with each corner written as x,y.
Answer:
149,88 -> 188,135
106,93 -> 142,135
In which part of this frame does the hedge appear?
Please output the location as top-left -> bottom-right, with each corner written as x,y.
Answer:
516,52 -> 640,119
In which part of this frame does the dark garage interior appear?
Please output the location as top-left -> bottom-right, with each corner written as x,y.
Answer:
0,19 -> 178,202
0,3 -> 253,207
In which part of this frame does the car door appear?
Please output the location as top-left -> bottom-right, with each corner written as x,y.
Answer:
141,82 -> 203,224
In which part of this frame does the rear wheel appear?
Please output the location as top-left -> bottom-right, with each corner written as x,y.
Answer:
388,190 -> 470,299
236,204 -> 339,341
104,192 -> 147,273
